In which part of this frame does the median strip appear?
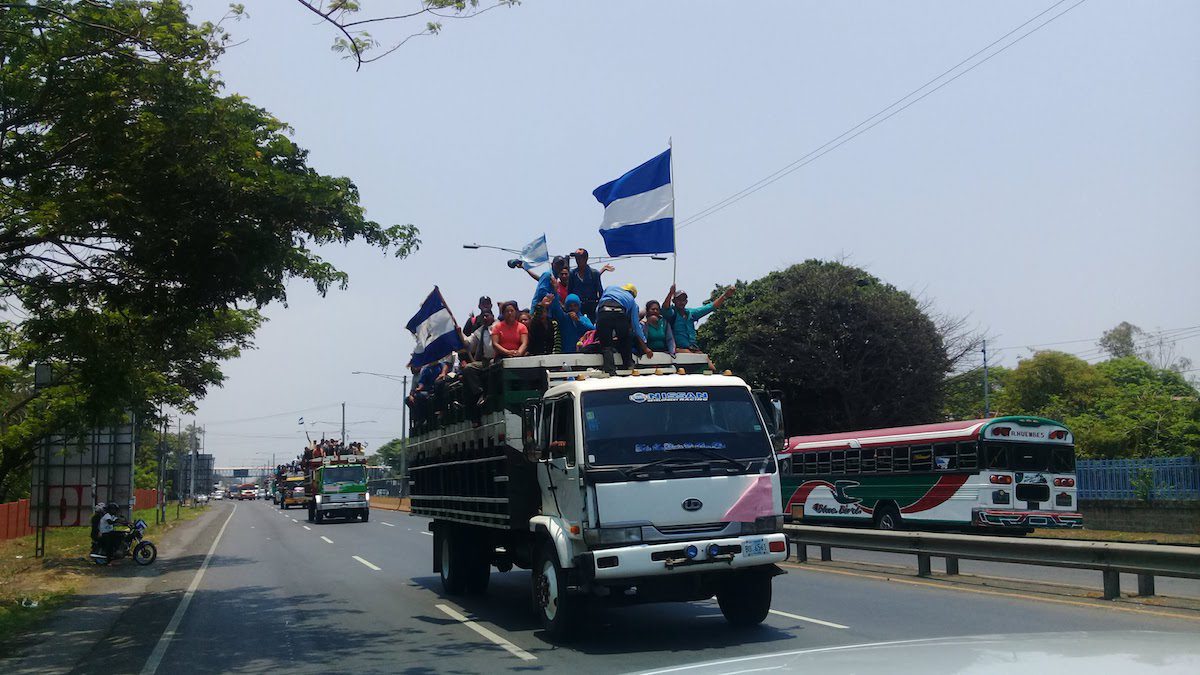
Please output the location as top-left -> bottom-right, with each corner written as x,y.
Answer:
436,604 -> 536,661
769,609 -> 849,629
353,555 -> 381,571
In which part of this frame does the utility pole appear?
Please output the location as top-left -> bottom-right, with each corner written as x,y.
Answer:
982,339 -> 990,418
188,420 -> 197,506
341,402 -> 346,446
400,375 -> 408,496
176,417 -> 181,518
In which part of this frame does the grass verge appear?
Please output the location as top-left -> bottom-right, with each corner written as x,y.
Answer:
0,502 -> 210,655
1031,528 -> 1199,545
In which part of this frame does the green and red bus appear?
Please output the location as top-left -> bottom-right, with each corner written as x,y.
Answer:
780,416 -> 1082,532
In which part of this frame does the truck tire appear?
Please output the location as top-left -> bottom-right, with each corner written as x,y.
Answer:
438,527 -> 467,595
307,505 -> 314,523
360,509 -> 370,523
315,508 -> 324,524
532,542 -> 575,639
717,570 -> 772,627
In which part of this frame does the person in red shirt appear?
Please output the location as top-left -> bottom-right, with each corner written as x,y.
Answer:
491,301 -> 529,358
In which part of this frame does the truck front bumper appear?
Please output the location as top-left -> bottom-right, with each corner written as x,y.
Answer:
315,499 -> 367,512
580,533 -> 788,581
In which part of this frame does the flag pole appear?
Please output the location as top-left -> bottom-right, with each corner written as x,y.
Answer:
669,137 -> 677,289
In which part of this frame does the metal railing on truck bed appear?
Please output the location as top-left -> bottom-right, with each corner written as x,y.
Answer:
784,524 -> 1200,600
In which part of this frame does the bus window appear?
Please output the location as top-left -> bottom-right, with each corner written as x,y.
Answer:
803,453 -> 817,476
832,450 -> 846,474
876,447 -> 893,473
957,442 -> 979,470
933,443 -> 957,471
893,447 -> 910,473
817,451 -> 831,474
911,445 -> 933,472
861,448 -> 876,473
985,444 -> 1006,469
1051,448 -> 1075,472
846,449 -> 860,474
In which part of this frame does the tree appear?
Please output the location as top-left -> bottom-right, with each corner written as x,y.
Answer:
699,260 -> 952,434
370,437 -> 406,475
1098,322 -> 1144,359
0,1 -> 419,496
293,0 -> 521,69
993,351 -> 1111,421
941,365 -> 1010,421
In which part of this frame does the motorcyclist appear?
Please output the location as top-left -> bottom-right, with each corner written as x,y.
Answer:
97,502 -> 127,559
89,503 -> 106,555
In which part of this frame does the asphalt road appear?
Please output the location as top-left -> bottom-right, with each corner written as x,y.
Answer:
47,501 -> 1200,674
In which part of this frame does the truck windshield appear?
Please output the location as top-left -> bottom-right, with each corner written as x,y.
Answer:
322,467 -> 365,484
581,387 -> 774,469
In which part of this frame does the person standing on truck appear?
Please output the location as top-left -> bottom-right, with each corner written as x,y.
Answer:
520,255 -> 569,310
459,309 -> 496,424
527,295 -> 562,355
567,248 -> 615,321
491,301 -> 529,359
663,284 -> 735,353
596,283 -> 652,374
642,299 -> 675,355
462,296 -> 493,336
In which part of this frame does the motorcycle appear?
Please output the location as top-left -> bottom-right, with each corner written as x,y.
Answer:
89,519 -> 158,566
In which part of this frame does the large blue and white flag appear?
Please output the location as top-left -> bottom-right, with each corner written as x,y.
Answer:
406,287 -> 464,368
593,149 -> 675,256
519,233 -> 549,269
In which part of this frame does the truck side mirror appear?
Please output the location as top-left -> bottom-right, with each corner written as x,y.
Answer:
522,401 -> 543,461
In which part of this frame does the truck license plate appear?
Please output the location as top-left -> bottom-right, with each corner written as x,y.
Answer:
743,538 -> 768,557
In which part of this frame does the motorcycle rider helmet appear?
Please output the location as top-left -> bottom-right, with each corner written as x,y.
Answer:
104,502 -> 120,515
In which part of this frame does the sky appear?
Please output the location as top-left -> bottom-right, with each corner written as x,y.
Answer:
184,0 -> 1200,467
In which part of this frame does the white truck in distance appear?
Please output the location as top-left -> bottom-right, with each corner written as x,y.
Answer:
408,352 -> 788,638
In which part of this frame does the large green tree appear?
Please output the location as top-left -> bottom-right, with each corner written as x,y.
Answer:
0,1 -> 419,498
699,260 -> 956,434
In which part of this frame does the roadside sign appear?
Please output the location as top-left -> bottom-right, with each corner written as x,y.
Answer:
30,420 -> 136,528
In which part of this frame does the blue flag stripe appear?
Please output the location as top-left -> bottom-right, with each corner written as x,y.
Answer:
405,288 -> 447,334
598,218 -> 675,257
409,331 -> 463,368
592,149 -> 672,207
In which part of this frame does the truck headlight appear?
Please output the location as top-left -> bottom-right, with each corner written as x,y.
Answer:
363,491 -> 370,502
584,526 -> 643,546
751,515 -> 784,534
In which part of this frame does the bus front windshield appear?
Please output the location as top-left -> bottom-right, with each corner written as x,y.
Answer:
985,442 -> 1075,473
581,387 -> 774,470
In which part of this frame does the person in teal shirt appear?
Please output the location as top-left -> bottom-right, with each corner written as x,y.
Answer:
662,285 -> 734,352
642,299 -> 675,355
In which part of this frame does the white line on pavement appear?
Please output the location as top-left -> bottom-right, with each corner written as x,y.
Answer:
290,518 -> 298,523
303,525 -> 311,531
768,609 -> 849,629
420,531 -> 433,537
381,522 -> 395,527
638,639 -> 936,675
436,604 -> 536,661
321,536 -> 333,544
140,503 -> 238,675
353,555 -> 381,571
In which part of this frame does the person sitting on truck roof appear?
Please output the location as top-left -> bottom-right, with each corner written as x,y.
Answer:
460,309 -> 497,424
527,295 -> 562,356
596,283 -> 652,375
406,360 -> 442,429
518,308 -> 532,328
491,301 -> 529,359
548,293 -> 594,354
462,295 -> 493,336
642,299 -> 675,355
663,284 -> 735,353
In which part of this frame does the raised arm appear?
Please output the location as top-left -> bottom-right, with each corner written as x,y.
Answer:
711,286 -> 735,310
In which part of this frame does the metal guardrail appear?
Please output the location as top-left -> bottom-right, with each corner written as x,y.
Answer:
784,524 -> 1200,600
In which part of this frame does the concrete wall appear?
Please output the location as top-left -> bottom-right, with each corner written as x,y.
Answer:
1079,499 -> 1200,535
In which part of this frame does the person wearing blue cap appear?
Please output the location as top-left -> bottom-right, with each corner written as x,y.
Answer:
549,292 -> 595,354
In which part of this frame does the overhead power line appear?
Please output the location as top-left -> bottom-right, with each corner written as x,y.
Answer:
675,0 -> 1089,231
993,324 -> 1200,353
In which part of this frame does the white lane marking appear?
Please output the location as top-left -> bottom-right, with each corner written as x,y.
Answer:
420,531 -> 433,537
321,536 -> 333,544
353,555 -> 381,571
637,638 -> 939,675
436,604 -> 536,661
290,518 -> 298,523
140,504 -> 238,675
381,522 -> 395,527
768,609 -> 849,629
303,525 -> 311,531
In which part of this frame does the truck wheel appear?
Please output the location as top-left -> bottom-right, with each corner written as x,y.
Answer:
361,509 -> 370,523
717,570 -> 772,627
438,527 -> 466,595
874,503 -> 902,531
307,505 -> 314,523
315,508 -> 324,524
532,542 -> 575,639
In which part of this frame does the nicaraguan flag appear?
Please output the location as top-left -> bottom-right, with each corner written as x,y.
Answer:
593,149 -> 674,256
519,233 -> 549,269
406,287 -> 464,367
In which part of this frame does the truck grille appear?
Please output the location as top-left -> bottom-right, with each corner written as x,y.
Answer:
1015,484 -> 1050,503
656,522 -> 727,535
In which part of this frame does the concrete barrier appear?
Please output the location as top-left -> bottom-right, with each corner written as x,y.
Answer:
1080,499 -> 1200,535
370,496 -> 410,512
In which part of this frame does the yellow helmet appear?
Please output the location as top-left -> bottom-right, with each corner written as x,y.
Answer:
622,283 -> 638,298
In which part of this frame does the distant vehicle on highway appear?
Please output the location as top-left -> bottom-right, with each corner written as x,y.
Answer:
212,492 -> 224,500
196,494 -> 209,504
780,416 -> 1081,533
256,488 -> 267,500
236,483 -> 258,500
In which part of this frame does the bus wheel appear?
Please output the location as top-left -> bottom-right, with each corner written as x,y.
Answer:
874,503 -> 902,531
532,542 -> 576,640
717,570 -> 772,627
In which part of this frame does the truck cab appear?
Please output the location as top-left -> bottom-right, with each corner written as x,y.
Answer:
410,353 -> 787,638
306,454 -> 369,523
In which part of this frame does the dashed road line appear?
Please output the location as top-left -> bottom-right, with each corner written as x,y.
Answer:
420,531 -> 433,537
302,525 -> 312,531
436,604 -> 536,661
290,518 -> 298,523
353,555 -> 381,571
381,522 -> 395,527
321,536 -> 333,544
769,609 -> 848,629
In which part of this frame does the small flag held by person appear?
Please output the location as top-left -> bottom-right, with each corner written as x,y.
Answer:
519,233 -> 549,269
406,287 -> 464,367
593,149 -> 674,256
